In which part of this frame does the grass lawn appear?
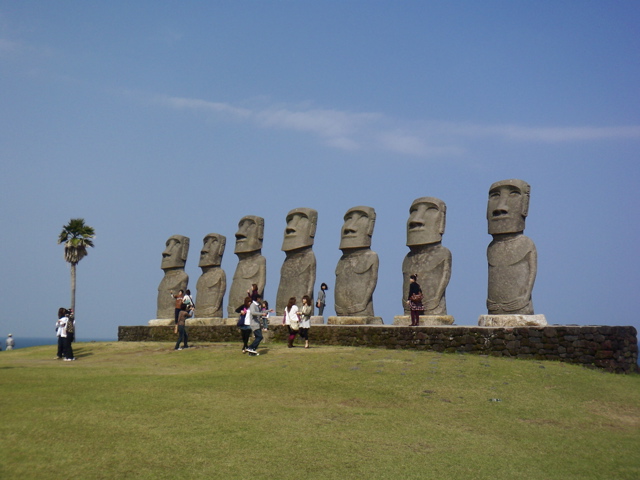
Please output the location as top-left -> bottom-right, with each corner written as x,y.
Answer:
0,341 -> 638,479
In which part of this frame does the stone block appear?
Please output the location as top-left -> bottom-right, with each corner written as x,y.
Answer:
148,319 -> 173,326
186,317 -> 225,326
327,316 -> 383,325
478,314 -> 547,327
392,315 -> 455,326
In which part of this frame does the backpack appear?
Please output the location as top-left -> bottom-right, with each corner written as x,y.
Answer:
182,295 -> 194,308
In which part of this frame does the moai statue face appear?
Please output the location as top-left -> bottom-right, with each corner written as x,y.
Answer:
161,235 -> 190,270
234,215 -> 264,254
406,197 -> 446,246
487,179 -> 530,235
339,206 -> 376,250
199,233 -> 226,267
281,208 -> 318,252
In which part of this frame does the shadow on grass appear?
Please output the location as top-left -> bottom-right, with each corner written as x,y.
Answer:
72,347 -> 93,359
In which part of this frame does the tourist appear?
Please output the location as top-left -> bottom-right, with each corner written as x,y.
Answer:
299,295 -> 312,349
56,308 -> 75,361
246,295 -> 266,355
170,289 -> 184,324
55,307 -> 66,359
260,300 -> 273,331
183,289 -> 195,317
175,304 -> 190,350
316,283 -> 328,316
238,297 -> 253,353
283,297 -> 300,348
5,334 -> 15,350
247,283 -> 259,302
407,274 -> 424,326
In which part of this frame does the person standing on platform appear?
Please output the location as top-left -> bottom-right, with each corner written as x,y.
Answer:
316,283 -> 328,316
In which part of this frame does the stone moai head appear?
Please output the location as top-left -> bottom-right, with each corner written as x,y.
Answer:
281,207 -> 318,252
487,179 -> 530,235
161,235 -> 190,270
234,215 -> 264,254
406,197 -> 446,246
199,233 -> 226,267
339,206 -> 376,250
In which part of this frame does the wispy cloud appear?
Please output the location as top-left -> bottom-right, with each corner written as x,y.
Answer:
155,95 -> 640,157
157,95 -> 381,152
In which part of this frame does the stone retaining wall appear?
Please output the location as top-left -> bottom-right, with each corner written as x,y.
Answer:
118,324 -> 639,374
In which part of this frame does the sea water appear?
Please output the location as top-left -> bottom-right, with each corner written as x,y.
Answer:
2,337 -> 116,350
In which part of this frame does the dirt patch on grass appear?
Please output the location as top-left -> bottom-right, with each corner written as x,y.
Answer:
584,400 -> 640,430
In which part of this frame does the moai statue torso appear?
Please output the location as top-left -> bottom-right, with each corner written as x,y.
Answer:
335,206 -> 378,316
486,179 -> 537,315
227,216 -> 266,316
195,233 -> 226,318
157,235 -> 189,319
276,208 -> 317,315
402,197 -> 452,315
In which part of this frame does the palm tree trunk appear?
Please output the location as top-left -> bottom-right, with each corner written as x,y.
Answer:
70,262 -> 77,313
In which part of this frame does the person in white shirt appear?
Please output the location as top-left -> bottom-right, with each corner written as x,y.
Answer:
283,297 -> 300,348
55,308 -> 75,361
246,295 -> 267,355
55,307 -> 66,359
5,334 -> 15,350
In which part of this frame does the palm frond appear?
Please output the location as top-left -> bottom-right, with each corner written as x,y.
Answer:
58,218 -> 95,263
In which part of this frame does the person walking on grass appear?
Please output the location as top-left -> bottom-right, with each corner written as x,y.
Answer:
246,294 -> 266,356
175,304 -> 190,350
238,297 -> 252,353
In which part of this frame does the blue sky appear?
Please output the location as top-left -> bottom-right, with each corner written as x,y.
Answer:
1,1 -> 639,341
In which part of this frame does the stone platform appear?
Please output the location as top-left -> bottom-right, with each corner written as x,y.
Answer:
149,317 -> 227,326
327,316 -> 383,325
393,315 -> 455,326
148,319 -> 173,326
119,324 -> 639,374
478,314 -> 547,327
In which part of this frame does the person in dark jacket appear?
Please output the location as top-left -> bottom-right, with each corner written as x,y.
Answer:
407,274 -> 423,326
175,304 -> 190,350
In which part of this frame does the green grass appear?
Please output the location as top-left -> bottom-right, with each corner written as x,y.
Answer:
1,341 -> 639,479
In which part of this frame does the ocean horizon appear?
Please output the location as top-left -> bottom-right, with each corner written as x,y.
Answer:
2,336 -> 117,350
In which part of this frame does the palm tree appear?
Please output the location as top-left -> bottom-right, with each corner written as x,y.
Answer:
58,218 -> 96,313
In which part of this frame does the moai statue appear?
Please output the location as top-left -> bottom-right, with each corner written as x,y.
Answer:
276,208 -> 317,315
334,206 -> 379,317
195,233 -> 227,318
157,235 -> 189,319
486,179 -> 537,315
227,215 -> 266,317
402,197 -> 452,315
